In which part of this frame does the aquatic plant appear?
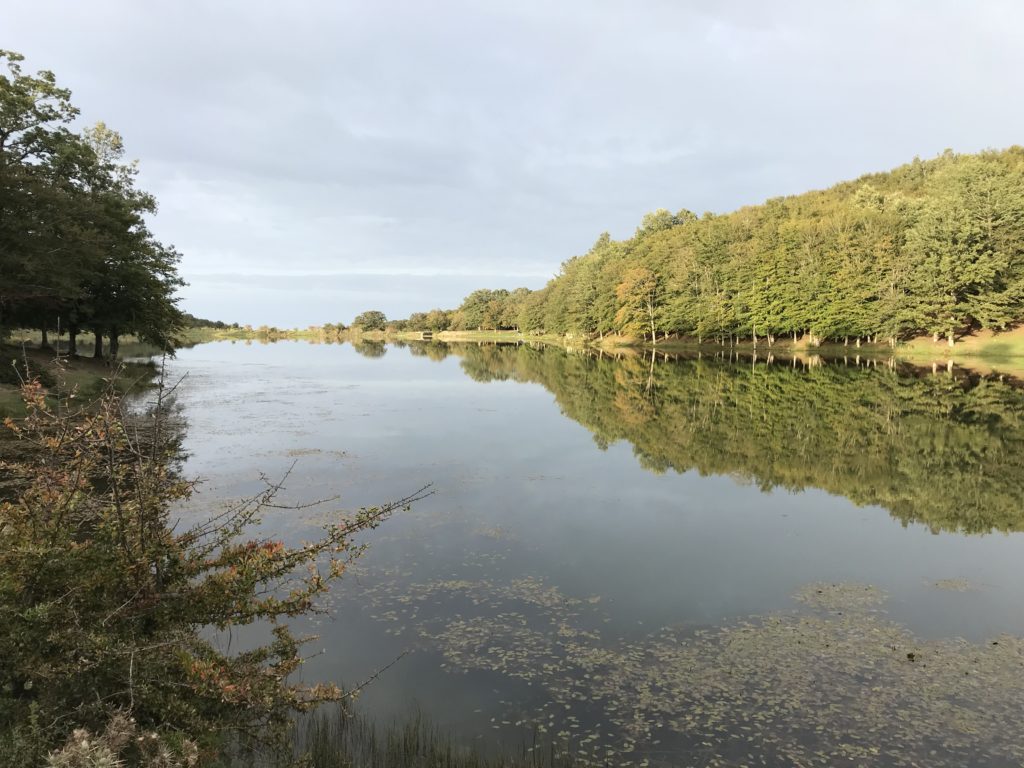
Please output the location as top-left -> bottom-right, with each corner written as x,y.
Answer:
353,571 -> 1024,766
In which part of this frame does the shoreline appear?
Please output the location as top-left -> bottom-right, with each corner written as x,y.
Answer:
0,343 -> 157,418
156,325 -> 1024,380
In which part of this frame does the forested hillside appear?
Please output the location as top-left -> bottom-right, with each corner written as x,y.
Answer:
0,51 -> 183,356
395,148 -> 1024,347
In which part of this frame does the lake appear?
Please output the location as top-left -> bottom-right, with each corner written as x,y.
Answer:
161,339 -> 1024,767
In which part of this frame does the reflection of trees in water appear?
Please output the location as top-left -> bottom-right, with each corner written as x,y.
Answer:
424,342 -> 1024,534
406,341 -> 450,362
352,339 -> 387,358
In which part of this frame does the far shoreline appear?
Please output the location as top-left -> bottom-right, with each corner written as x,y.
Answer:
168,324 -> 1024,381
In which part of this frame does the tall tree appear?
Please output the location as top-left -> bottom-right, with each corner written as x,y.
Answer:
615,266 -> 661,343
0,52 -> 184,354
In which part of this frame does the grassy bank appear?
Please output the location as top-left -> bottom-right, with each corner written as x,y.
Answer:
0,344 -> 156,419
180,326 -> 566,347
430,330 -> 564,345
897,327 -> 1024,377
177,325 -> 325,343
588,327 -> 1024,377
592,333 -> 908,364
162,323 -> 1024,380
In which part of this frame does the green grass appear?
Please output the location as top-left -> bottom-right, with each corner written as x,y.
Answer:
433,330 -> 565,345
0,344 -> 157,419
179,326 -> 331,343
0,387 -> 24,419
896,328 -> 1024,378
976,337 -> 1024,360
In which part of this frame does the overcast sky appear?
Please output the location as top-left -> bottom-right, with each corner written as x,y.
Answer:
7,1 -> 1024,326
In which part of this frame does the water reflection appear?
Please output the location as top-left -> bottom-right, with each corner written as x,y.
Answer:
412,341 -> 1024,534
160,340 -> 1024,767
352,339 -> 388,358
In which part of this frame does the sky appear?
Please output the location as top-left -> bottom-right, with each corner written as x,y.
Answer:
7,1 -> 1024,327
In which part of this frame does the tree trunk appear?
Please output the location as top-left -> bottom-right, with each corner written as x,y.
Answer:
933,332 -> 939,343
68,324 -> 78,356
40,322 -> 50,349
947,331 -> 955,347
109,327 -> 120,359
93,329 -> 104,359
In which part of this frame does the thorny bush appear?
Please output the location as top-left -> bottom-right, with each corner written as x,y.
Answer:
0,373 -> 425,765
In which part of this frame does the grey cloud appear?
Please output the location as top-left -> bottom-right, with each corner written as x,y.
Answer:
6,0 -> 1024,325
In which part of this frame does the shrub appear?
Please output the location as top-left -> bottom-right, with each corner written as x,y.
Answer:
0,378 -> 426,765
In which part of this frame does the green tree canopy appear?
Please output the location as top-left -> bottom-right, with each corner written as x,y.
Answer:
352,309 -> 387,331
393,147 -> 1024,347
0,50 -> 183,354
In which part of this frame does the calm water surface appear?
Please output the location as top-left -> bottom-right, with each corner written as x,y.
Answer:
163,340 -> 1024,766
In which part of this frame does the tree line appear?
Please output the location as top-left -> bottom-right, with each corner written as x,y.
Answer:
388,148 -> 1024,346
0,51 -> 183,357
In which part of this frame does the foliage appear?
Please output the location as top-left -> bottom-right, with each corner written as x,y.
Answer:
180,314 -> 238,331
1,352 -> 57,388
318,323 -> 347,341
0,376 -> 423,765
352,311 -> 387,332
0,50 -> 183,356
394,148 -> 1024,346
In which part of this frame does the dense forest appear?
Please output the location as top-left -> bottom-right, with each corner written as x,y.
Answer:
415,341 -> 1024,534
0,51 -> 183,356
389,148 -> 1024,347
